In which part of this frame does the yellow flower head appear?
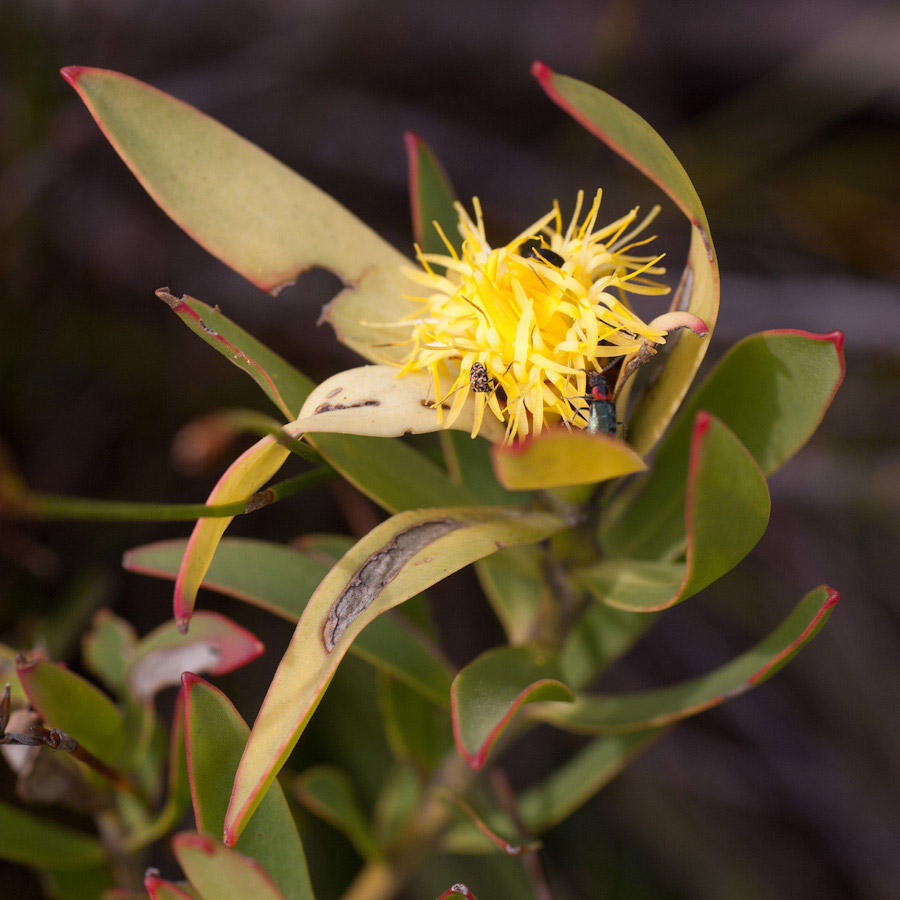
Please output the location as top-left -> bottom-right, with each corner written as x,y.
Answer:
396,189 -> 671,443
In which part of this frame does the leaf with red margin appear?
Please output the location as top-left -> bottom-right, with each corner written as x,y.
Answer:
532,61 -> 719,456
534,585 -> 838,733
450,646 -> 574,769
181,675 -> 313,900
61,67 -> 416,364
603,329 -> 845,560
435,886 -> 478,900
491,428 -> 646,490
16,658 -> 126,768
126,613 -> 264,702
124,537 -> 454,707
581,412 -> 770,612
171,833 -> 283,900
144,872 -> 197,899
156,291 -> 303,421
223,506 -> 564,846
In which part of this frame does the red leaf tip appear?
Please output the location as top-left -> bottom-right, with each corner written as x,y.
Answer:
531,60 -> 551,81
222,823 -> 238,848
143,869 -> 162,890
693,410 -> 712,436
823,330 -> 845,353
823,586 -> 840,609
60,66 -> 86,87
180,671 -> 202,691
174,831 -> 216,854
403,130 -> 423,153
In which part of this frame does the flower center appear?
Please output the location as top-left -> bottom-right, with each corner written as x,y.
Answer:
398,189 -> 670,443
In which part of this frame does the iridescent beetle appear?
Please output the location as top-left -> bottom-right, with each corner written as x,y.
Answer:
584,370 -> 618,435
567,362 -> 620,436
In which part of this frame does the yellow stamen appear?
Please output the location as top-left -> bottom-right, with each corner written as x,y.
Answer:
393,191 -> 671,443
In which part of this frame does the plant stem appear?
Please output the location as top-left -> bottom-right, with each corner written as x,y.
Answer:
3,466 -> 331,521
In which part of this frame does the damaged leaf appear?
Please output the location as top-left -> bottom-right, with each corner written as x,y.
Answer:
224,506 -> 564,845
127,613 -> 264,702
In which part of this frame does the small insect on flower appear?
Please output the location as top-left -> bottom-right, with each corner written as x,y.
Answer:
519,237 -> 566,268
584,370 -> 618,436
469,361 -> 495,394
394,189 -> 672,443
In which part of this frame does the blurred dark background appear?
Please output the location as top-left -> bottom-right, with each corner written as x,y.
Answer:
1,1 -> 898,897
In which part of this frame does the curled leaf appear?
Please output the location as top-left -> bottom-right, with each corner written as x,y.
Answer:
535,586 -> 838,733
532,62 -> 719,455
450,646 -> 573,769
581,412 -> 770,612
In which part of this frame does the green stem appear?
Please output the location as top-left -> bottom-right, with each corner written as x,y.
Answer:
120,794 -> 182,854
4,467 -> 331,521
215,409 -> 320,463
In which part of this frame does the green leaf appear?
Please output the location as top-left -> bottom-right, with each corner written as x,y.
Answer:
474,548 -> 549,646
583,413 -> 770,611
43,866 -> 113,900
224,506 -> 564,844
442,432 -> 522,507
405,131 -> 459,260
172,833 -> 284,900
559,603 -> 657,690
126,612 -> 263,702
124,537 -> 454,706
517,730 -> 662,834
82,610 -> 137,694
182,675 -> 313,900
291,764 -> 380,860
63,67 -> 415,363
533,62 -> 719,455
0,799 -> 105,870
442,729 -> 661,854
535,585 -> 838,733
372,765 -> 422,849
603,330 -> 845,559
491,429 -> 646,490
378,675 -> 453,772
16,658 -> 126,769
450,646 -> 573,769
